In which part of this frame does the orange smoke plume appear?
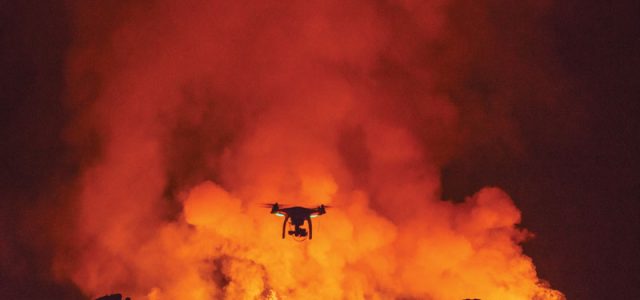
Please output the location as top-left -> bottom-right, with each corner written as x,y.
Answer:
57,1 -> 564,299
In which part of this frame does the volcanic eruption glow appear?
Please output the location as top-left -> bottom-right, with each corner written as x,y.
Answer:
53,0 -> 565,299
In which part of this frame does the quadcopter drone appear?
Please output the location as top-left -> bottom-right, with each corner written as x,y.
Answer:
263,203 -> 329,240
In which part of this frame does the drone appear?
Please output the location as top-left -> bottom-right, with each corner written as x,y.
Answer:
263,203 -> 329,240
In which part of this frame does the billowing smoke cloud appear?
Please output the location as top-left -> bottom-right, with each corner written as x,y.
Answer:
55,0 -> 564,299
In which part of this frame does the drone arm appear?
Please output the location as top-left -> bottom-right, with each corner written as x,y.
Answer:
282,215 -> 289,239
306,216 -> 313,240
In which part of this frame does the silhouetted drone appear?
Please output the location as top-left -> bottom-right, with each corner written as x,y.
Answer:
263,203 -> 329,240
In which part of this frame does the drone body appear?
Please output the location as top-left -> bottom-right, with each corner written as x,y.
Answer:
265,203 -> 328,240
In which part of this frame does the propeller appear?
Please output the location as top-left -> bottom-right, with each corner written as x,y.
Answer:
316,204 -> 332,214
259,202 -> 290,215
259,202 -> 289,208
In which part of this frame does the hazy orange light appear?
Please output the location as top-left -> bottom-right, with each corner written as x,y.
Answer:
59,1 -> 565,299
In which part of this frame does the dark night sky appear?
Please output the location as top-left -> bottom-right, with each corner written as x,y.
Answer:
1,1 -> 639,299
442,1 -> 640,299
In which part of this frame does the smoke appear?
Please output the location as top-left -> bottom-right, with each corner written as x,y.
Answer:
55,0 -> 564,299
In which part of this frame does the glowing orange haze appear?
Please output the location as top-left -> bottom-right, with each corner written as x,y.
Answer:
57,1 -> 564,299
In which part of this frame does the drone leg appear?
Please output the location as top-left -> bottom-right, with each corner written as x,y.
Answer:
306,216 -> 312,240
282,215 -> 289,239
